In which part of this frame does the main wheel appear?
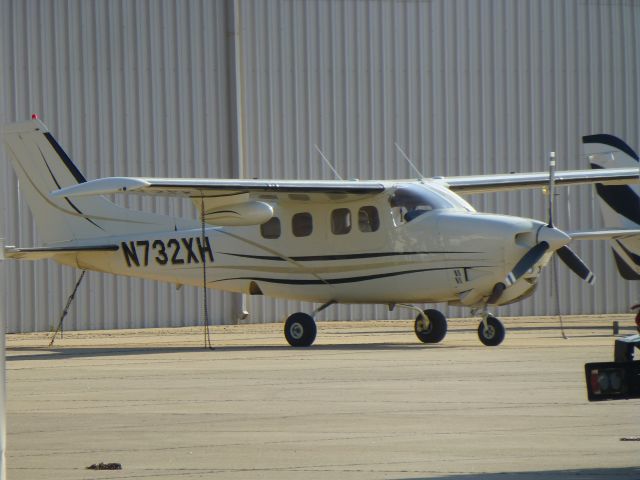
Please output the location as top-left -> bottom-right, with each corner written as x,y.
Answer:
284,312 -> 317,347
478,315 -> 505,346
414,309 -> 448,344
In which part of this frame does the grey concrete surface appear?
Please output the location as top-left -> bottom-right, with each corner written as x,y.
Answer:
5,316 -> 640,479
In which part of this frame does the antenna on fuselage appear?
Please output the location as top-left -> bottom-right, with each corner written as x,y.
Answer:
313,145 -> 343,180
394,142 -> 424,180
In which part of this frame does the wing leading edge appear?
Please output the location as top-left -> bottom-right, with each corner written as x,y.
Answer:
52,169 -> 637,200
52,177 -> 387,198
441,168 -> 639,195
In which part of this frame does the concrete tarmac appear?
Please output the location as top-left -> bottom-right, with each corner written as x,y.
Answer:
5,316 -> 640,479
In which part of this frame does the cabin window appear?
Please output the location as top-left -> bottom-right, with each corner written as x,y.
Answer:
260,217 -> 281,239
292,212 -> 313,237
358,206 -> 380,232
331,208 -> 352,235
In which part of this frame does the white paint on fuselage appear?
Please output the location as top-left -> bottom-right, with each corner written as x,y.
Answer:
63,182 -> 551,307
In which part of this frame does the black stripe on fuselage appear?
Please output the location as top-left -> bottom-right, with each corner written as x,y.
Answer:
219,251 -> 480,262
591,165 -> 640,225
212,265 -> 488,286
44,132 -> 87,183
612,249 -> 640,280
616,240 -> 640,267
36,143 -> 104,231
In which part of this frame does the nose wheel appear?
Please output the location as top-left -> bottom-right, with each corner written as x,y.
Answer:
477,314 -> 505,346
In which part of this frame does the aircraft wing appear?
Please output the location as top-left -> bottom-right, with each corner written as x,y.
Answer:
3,244 -> 119,261
569,230 -> 640,241
52,168 -> 637,200
52,177 -> 387,226
51,177 -> 387,198
442,168 -> 639,195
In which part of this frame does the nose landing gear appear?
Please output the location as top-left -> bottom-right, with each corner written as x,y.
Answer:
472,309 -> 506,346
478,314 -> 506,346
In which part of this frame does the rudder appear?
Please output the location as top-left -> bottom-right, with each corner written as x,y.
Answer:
585,133 -> 640,280
2,119 -> 183,245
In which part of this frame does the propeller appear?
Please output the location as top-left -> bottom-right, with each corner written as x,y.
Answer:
488,152 -> 595,305
488,240 -> 551,304
504,241 -> 550,287
556,245 -> 595,285
546,150 -> 594,286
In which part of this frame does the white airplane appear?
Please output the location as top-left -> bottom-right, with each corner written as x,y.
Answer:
2,117 -> 639,347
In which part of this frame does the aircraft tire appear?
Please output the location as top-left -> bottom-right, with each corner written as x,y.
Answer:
284,312 -> 317,347
478,315 -> 505,346
414,309 -> 448,344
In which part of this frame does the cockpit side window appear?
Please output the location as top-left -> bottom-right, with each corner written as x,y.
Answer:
388,184 -> 454,224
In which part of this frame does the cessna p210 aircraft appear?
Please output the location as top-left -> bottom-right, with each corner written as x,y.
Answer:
2,118 -> 639,347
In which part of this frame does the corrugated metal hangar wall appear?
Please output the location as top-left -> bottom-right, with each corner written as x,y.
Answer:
1,0 -> 638,333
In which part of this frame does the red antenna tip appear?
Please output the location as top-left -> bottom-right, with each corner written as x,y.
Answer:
31,113 -> 40,120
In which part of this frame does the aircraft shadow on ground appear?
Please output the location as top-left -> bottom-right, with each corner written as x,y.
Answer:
394,466 -> 639,480
6,341 -> 462,361
6,323 -> 635,361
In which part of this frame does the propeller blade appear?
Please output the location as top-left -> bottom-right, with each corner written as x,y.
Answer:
504,241 -> 550,287
487,282 -> 506,305
556,245 -> 595,285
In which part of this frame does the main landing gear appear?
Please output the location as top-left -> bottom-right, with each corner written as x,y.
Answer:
284,312 -> 317,347
283,302 -> 451,347
282,302 -> 505,347
284,301 -> 336,347
402,305 -> 448,344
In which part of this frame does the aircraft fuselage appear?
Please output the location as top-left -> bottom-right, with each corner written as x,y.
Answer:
56,182 -> 552,308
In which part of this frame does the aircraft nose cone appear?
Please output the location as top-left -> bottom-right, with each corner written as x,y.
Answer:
537,225 -> 571,251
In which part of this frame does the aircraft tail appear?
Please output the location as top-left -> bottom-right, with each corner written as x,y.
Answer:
2,118 -> 181,245
584,133 -> 640,280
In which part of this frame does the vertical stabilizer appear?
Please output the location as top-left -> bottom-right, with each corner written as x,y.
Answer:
585,134 -> 640,279
2,119 -> 184,245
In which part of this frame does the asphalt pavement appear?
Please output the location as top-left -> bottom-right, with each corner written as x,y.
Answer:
5,315 -> 640,479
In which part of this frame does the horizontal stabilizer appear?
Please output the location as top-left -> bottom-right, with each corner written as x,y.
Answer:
4,244 -> 119,261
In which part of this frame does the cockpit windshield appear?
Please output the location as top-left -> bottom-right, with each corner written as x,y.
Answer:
388,184 -> 456,224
